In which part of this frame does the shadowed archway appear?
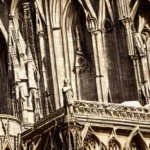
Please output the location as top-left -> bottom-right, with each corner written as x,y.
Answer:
0,31 -> 11,114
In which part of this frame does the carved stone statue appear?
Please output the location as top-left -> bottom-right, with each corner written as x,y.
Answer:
62,78 -> 74,116
132,3 -> 150,105
30,89 -> 41,122
140,82 -> 150,105
132,24 -> 146,56
34,112 -> 40,122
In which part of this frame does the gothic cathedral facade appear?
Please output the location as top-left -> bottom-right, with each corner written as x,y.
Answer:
0,0 -> 150,149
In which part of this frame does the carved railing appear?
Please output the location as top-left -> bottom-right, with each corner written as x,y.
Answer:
73,100 -> 150,122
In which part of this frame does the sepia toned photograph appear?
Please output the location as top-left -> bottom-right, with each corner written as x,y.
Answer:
0,0 -> 150,149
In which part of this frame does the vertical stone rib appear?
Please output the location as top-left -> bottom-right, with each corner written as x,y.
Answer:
45,0 -> 60,109
61,1 -> 72,79
116,0 -> 140,100
91,33 -> 103,102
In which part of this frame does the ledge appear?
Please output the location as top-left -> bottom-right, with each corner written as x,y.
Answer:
73,100 -> 150,123
21,100 -> 150,138
21,108 -> 64,139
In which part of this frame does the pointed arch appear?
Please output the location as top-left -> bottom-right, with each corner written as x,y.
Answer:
124,127 -> 148,150
108,128 -> 122,150
108,137 -> 121,150
49,0 -> 61,28
2,142 -> 13,150
62,0 -> 77,81
62,0 -> 98,32
81,122 -> 107,150
77,0 -> 98,32
62,0 -> 98,101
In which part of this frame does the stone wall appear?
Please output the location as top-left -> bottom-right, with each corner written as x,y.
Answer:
0,0 -> 149,124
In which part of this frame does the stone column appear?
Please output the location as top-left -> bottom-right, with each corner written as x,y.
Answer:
122,19 -> 139,99
91,32 -> 104,102
45,0 -> 60,110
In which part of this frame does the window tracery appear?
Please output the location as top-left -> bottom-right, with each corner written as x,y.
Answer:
73,8 -> 97,101
108,139 -> 120,150
83,136 -> 107,150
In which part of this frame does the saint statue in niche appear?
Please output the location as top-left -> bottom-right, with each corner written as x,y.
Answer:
62,78 -> 74,117
130,0 -> 150,104
132,24 -> 146,56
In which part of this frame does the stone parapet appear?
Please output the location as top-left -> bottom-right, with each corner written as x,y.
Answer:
73,100 -> 150,123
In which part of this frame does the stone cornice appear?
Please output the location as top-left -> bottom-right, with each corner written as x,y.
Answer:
22,100 -> 150,139
73,100 -> 150,123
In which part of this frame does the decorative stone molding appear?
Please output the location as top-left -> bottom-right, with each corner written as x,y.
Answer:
77,0 -> 98,32
124,126 -> 148,150
20,100 -> 150,150
73,100 -> 150,122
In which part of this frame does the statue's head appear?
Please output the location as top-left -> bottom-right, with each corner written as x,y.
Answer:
64,78 -> 69,85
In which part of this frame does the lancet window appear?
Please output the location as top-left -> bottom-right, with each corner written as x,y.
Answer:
108,139 -> 120,150
130,137 -> 145,150
72,3 -> 97,101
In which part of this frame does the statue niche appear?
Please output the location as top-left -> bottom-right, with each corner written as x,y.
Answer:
73,7 -> 97,101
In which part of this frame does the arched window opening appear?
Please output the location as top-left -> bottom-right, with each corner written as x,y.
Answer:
108,138 -> 120,150
81,129 -> 107,150
4,144 -> 11,150
125,128 -> 148,150
130,135 -> 146,150
83,137 -> 107,150
72,3 -> 97,101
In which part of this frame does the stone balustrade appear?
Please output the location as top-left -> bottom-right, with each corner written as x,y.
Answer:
73,100 -> 150,122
